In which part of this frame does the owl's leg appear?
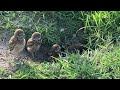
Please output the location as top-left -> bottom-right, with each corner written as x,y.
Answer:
31,52 -> 35,58
14,54 -> 21,70
34,52 -> 37,57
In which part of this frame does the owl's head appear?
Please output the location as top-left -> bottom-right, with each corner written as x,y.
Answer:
52,44 -> 61,53
14,29 -> 25,40
48,44 -> 61,57
32,32 -> 41,41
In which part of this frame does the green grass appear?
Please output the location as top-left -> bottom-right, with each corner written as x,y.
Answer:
2,43 -> 119,79
0,11 -> 120,79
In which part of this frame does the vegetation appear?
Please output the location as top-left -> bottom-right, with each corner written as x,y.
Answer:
0,11 -> 120,79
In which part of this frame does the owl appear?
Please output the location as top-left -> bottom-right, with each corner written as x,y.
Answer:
8,29 -> 26,56
48,44 -> 61,61
27,32 -> 42,59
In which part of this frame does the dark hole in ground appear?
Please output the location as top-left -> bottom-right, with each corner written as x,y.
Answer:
25,43 -> 88,63
25,45 -> 51,63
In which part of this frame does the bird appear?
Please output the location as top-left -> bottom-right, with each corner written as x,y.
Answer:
8,29 -> 26,56
26,32 -> 42,59
48,44 -> 61,61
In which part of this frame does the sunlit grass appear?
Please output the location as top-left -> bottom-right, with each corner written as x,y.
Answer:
0,11 -> 120,79
6,43 -> 120,79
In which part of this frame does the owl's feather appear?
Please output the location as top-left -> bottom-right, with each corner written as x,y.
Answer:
9,36 -> 17,51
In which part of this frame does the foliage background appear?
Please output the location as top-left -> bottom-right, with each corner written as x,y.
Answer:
0,11 -> 120,79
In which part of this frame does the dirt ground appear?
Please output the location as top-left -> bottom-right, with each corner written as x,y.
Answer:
0,30 -> 50,71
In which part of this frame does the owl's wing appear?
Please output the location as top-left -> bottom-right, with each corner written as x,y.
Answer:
48,47 -> 55,56
8,36 -> 17,51
27,39 -> 34,47
35,38 -> 42,45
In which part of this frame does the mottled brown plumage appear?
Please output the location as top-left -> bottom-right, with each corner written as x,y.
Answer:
27,32 -> 42,59
48,44 -> 61,59
8,29 -> 26,56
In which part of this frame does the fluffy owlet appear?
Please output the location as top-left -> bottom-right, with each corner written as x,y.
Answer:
8,29 -> 26,56
27,32 -> 42,59
48,44 -> 61,61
